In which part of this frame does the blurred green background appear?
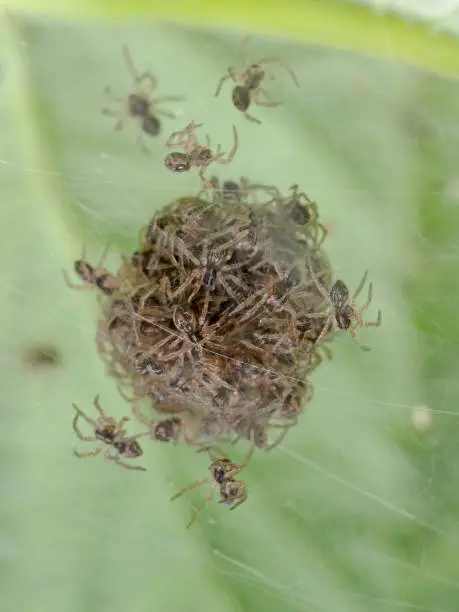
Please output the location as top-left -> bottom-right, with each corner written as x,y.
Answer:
2,2 -> 459,612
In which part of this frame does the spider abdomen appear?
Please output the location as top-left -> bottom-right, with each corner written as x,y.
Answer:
142,113 -> 161,136
232,86 -> 251,112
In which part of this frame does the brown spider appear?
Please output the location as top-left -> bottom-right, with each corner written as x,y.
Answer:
215,35 -> 300,124
277,184 -> 328,247
62,243 -> 120,295
166,241 -> 249,326
72,395 -> 147,471
164,120 -> 239,187
307,257 -> 382,351
102,44 -> 184,152
227,266 -> 301,327
205,175 -> 280,205
170,444 -> 253,528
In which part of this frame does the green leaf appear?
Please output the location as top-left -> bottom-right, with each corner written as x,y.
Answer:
3,9 -> 459,612
7,0 -> 459,79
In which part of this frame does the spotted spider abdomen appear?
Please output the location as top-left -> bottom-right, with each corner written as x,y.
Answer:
165,152 -> 191,173
115,439 -> 143,458
291,202 -> 311,225
329,280 -> 349,309
153,418 -> 181,442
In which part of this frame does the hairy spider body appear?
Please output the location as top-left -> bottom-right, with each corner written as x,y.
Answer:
152,417 -> 183,442
232,85 -> 251,112
329,280 -> 353,329
277,185 -> 328,248
128,93 -> 150,117
141,113 -> 161,136
164,121 -> 239,186
72,395 -> 147,471
165,152 -> 191,173
307,258 -> 382,350
170,445 -> 253,528
102,44 -> 184,152
215,36 -> 300,124
63,244 -> 120,295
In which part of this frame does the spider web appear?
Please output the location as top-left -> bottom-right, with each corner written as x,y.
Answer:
2,14 -> 459,612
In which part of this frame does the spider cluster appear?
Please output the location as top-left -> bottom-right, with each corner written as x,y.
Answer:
65,36 -> 381,527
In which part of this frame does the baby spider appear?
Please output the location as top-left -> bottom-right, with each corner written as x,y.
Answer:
170,444 -> 253,528
215,35 -> 300,124
102,44 -> 184,152
72,395 -> 147,471
278,184 -> 328,248
307,255 -> 382,351
164,120 -> 239,187
62,243 -> 120,295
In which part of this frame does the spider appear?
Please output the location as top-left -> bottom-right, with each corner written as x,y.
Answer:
206,175 -> 280,206
102,44 -> 184,152
72,395 -> 147,471
227,266 -> 301,327
215,35 -> 300,124
165,240 -> 249,326
277,184 -> 328,248
164,120 -> 239,187
62,243 -> 120,295
170,444 -> 252,528
306,256 -> 382,351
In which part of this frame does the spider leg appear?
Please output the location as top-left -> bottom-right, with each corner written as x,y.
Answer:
92,394 -> 107,417
257,58 -> 301,88
253,88 -> 283,108
364,309 -> 382,328
120,432 -> 149,442
72,414 -> 97,442
117,417 -> 131,431
135,71 -> 157,92
170,477 -> 209,501
102,86 -> 124,103
72,403 -> 97,427
155,108 -> 177,120
238,35 -> 251,66
351,270 -> 369,301
128,396 -> 149,425
199,166 -> 212,187
215,72 -> 231,97
242,110 -> 262,124
306,252 -> 331,301
348,325 -> 371,352
313,316 -> 333,346
199,290 -> 212,327
122,44 -> 157,92
165,128 -> 187,148
152,95 -> 185,103
101,107 -> 121,118
219,125 -> 239,164
62,269 -> 91,291
106,450 -> 147,471
74,447 -> 101,458
314,223 -> 328,248
122,44 -> 139,79
184,484 -> 217,529
264,419 -> 298,451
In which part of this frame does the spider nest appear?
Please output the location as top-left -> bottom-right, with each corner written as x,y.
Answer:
96,178 -> 333,451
